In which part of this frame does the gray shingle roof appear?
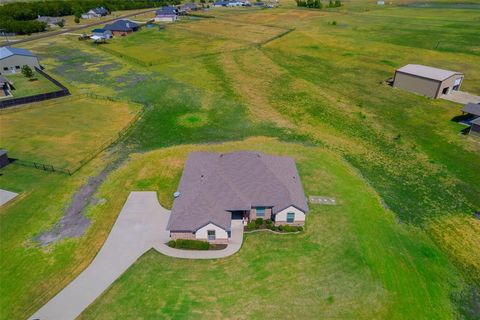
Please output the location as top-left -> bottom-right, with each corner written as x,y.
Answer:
396,64 -> 463,81
462,103 -> 480,117
471,117 -> 480,125
0,47 -> 36,60
167,151 -> 308,232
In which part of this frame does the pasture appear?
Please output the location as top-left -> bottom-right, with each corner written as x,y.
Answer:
0,1 -> 479,319
3,72 -> 59,99
0,96 -> 141,169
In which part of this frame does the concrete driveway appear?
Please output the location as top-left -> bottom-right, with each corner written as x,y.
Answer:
29,191 -> 244,320
441,91 -> 480,104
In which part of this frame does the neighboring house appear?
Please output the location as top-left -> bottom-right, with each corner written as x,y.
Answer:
0,150 -> 9,168
393,64 -> 464,99
179,3 -> 198,13
213,1 -> 229,6
167,151 -> 309,243
0,47 -> 40,75
254,1 -> 265,6
469,117 -> 480,137
36,16 -> 64,27
91,28 -> 113,39
461,103 -> 480,137
103,20 -> 139,36
0,75 -> 13,97
227,1 -> 244,6
82,7 -> 109,19
155,7 -> 178,22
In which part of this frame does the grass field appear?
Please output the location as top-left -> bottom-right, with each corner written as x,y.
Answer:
4,72 -> 60,99
77,138 -> 461,319
0,96 -> 141,169
1,1 -> 479,319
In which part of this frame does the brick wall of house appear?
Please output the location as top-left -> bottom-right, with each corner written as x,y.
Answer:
249,207 -> 272,220
170,231 -> 195,240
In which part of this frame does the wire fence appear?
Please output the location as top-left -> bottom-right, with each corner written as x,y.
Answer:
8,94 -> 147,175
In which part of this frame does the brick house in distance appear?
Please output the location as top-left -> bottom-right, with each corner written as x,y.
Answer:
167,151 -> 309,244
103,20 -> 139,36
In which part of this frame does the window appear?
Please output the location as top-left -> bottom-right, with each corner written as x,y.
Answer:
287,212 -> 295,223
15,66 -> 20,69
3,67 -> 7,71
207,230 -> 216,241
256,207 -> 265,217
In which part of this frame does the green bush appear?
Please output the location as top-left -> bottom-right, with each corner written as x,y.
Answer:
278,225 -> 284,231
255,218 -> 264,225
167,240 -> 176,248
246,222 -> 256,231
266,219 -> 272,225
175,239 -> 210,250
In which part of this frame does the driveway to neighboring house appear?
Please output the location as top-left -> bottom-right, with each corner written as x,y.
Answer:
29,191 -> 244,320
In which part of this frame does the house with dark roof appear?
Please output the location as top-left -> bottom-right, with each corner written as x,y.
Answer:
0,47 -> 40,75
179,3 -> 199,13
461,103 -> 480,137
82,7 -> 109,19
393,64 -> 464,99
155,6 -> 178,22
213,1 -> 229,6
103,20 -> 139,36
167,151 -> 308,243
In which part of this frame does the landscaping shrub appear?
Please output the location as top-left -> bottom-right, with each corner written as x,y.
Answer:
266,219 -> 272,225
167,240 -> 176,248
255,218 -> 264,225
278,225 -> 284,231
246,221 -> 256,231
175,239 -> 210,250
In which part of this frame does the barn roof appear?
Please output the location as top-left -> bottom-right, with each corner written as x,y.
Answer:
167,151 -> 308,232
0,47 -> 36,60
396,64 -> 463,81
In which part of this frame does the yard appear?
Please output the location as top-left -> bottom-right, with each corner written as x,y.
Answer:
0,1 -> 479,319
3,72 -> 60,99
0,96 -> 141,169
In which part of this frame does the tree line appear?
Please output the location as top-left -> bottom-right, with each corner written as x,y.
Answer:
295,0 -> 341,9
0,0 -> 179,35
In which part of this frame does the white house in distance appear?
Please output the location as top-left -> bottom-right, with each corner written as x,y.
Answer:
155,6 -> 178,22
0,47 -> 40,75
167,151 -> 309,243
82,7 -> 109,19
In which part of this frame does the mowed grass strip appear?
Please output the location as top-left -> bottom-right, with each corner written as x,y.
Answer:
0,96 -> 140,169
78,137 -> 461,319
4,72 -> 60,99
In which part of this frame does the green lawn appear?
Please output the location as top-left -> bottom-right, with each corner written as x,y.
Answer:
1,1 -> 480,319
5,72 -> 60,99
0,96 -> 141,169
79,138 -> 461,319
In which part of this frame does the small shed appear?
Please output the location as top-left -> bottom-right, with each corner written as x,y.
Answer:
91,28 -> 113,39
393,64 -> 464,99
0,150 -> 9,168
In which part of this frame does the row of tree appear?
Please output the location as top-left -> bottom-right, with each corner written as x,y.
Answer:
295,0 -> 341,8
0,0 -> 179,34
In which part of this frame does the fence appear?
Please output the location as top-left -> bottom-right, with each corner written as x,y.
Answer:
8,96 -> 147,175
0,67 -> 70,109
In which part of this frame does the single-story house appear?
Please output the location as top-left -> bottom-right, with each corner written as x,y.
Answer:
91,28 -> 113,39
36,16 -> 64,27
155,7 -> 178,22
82,7 -> 109,19
227,1 -> 244,6
0,47 -> 40,75
253,1 -> 265,5
469,117 -> 480,137
393,64 -> 464,99
103,20 -> 139,36
0,150 -> 9,168
0,75 -> 13,97
167,151 -> 309,243
213,1 -> 229,6
461,103 -> 480,137
179,3 -> 198,13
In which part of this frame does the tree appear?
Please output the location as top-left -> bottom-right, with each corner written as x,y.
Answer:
74,11 -> 82,19
57,19 -> 65,28
74,17 -> 80,24
334,0 -> 342,7
21,65 -> 34,80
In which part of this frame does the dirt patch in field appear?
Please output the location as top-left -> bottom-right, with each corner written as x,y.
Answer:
36,156 -> 124,246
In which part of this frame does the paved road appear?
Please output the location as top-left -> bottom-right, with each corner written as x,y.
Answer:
1,9 -> 156,47
29,191 -> 244,320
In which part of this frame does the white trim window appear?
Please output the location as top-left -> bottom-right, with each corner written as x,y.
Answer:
287,212 -> 295,223
207,230 -> 216,241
